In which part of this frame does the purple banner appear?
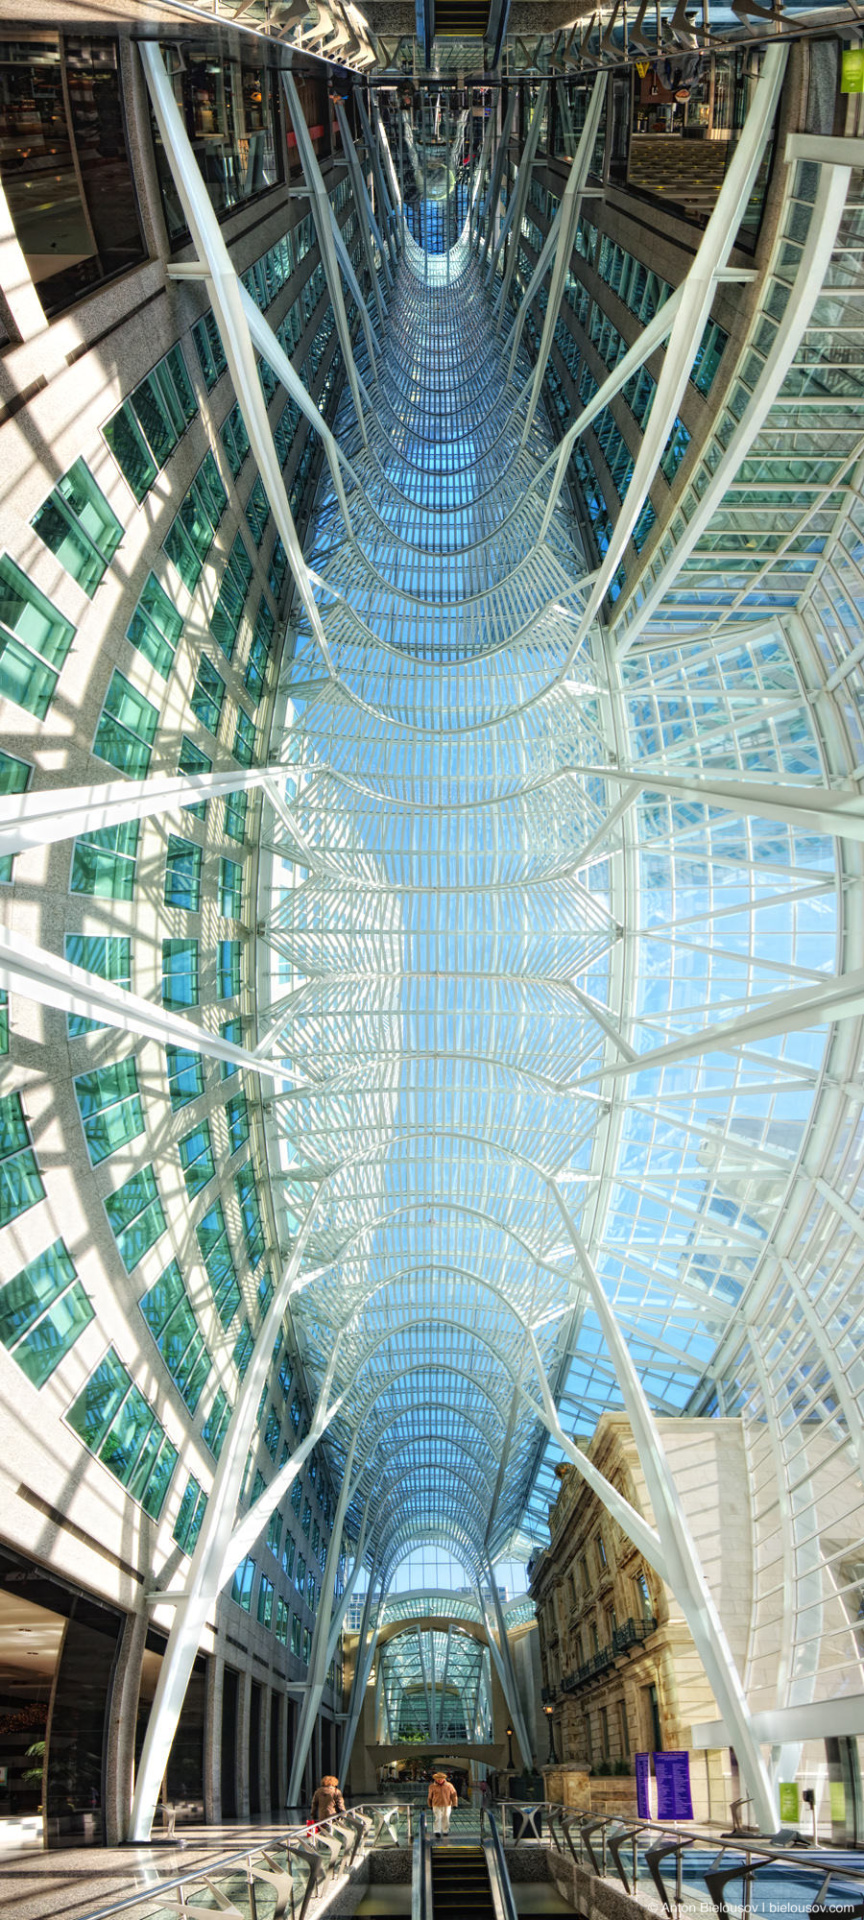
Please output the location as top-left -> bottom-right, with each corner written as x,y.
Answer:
635,1751 -> 651,1819
654,1750 -> 694,1820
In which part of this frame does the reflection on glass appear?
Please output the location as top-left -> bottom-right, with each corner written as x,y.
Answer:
0,34 -> 145,318
153,50 -> 282,241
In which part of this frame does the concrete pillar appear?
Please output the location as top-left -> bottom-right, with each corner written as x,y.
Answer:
205,1655 -> 222,1825
104,1609 -> 147,1844
237,1670 -> 252,1821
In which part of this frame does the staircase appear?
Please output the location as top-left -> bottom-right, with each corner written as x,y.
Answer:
431,1842 -> 496,1917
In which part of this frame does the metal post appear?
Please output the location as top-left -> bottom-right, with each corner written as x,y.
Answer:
521,72 -> 606,439
281,71 -> 372,439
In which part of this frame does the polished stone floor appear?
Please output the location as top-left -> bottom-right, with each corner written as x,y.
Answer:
0,1822 -> 286,1920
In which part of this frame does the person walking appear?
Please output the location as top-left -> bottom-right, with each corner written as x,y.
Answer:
310,1775 -> 345,1824
428,1771 -> 458,1838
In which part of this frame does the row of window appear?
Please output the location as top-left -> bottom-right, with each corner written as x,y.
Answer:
231,1552 -> 313,1660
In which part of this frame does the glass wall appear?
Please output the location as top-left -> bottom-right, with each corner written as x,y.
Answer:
0,35 -> 145,317
152,48 -> 283,242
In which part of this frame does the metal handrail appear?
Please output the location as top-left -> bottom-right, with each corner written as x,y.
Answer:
413,1808 -> 433,1920
485,1808 -> 520,1920
74,1801 -> 407,1920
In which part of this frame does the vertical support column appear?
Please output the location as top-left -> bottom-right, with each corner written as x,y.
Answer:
333,96 -> 390,318
287,1439 -> 360,1805
494,82 -> 548,328
340,1571 -> 382,1779
356,92 -> 399,270
480,90 -> 517,270
521,72 -> 606,440
477,1576 -> 534,1768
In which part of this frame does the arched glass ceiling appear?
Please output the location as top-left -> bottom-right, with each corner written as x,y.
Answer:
378,1625 -> 492,1745
258,150 -> 856,1630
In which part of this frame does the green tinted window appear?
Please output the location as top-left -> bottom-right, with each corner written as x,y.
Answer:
75,1056 -> 144,1165
196,1199 -> 240,1327
0,1239 -> 93,1387
0,748 -> 30,885
0,554 -> 75,719
104,346 -> 197,501
162,939 -> 199,1009
245,599 -> 275,702
236,1163 -> 266,1264
221,402 -> 250,477
219,858 -> 242,919
127,574 -> 183,680
164,835 -> 202,911
210,535 -> 253,661
220,1017 -> 242,1077
32,460 -> 122,598
231,1555 -> 255,1610
166,1045 -> 205,1109
104,1166 -> 166,1272
218,940 -> 242,1000
140,1259 -> 211,1414
233,1318 -> 254,1378
178,736 -> 211,823
192,311 -> 227,391
65,936 -> 131,1038
233,709 -> 256,768
93,671 -> 159,777
70,821 -> 140,900
225,1094 -> 250,1155
173,1475 -> 207,1554
244,476 -> 270,548
103,407 -> 157,503
223,791 -> 247,845
202,1384 -> 232,1459
257,1576 -> 274,1628
0,1092 -> 44,1228
67,1345 -> 176,1517
190,657 -> 226,736
178,1122 -> 215,1198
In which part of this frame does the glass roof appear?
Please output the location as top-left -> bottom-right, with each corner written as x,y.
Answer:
259,153 -> 854,1616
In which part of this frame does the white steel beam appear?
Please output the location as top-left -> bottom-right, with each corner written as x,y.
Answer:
355,93 -> 398,269
554,42 -> 787,673
333,96 -> 391,317
0,768 -> 275,861
129,1198 -> 340,1840
521,73 -> 607,439
494,85 -> 548,329
139,43 -> 334,680
480,91 -> 517,272
288,1436 -> 361,1804
281,70 -> 372,446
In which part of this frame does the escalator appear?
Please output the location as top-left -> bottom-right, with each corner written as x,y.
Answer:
432,1843 -> 496,1917
416,1812 -> 518,1920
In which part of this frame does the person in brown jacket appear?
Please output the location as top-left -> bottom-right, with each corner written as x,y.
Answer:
427,1771 -> 458,1837
310,1775 -> 345,1823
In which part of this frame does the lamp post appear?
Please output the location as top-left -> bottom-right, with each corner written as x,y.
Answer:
506,1725 -> 515,1769
544,1703 -> 557,1764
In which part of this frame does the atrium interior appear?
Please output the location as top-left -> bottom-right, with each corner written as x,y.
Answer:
0,0 -> 863,1912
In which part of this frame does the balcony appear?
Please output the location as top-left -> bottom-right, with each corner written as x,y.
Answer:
557,1617 -> 658,1694
612,1614 -> 657,1654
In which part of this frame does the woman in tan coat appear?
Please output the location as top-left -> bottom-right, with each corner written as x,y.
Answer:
427,1771 -> 458,1837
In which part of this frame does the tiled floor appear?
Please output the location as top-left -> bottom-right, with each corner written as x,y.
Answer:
0,1822 -> 293,1920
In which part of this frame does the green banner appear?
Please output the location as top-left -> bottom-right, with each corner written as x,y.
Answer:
842,48 -> 864,91
779,1782 -> 800,1822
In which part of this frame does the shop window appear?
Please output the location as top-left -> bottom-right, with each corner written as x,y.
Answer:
231,1555 -> 256,1611
196,1200 -> 240,1326
220,1016 -> 242,1076
178,1122 -> 215,1198
258,1576 -> 274,1628
218,940 -> 242,1001
164,835 -> 202,911
173,1475 -> 207,1554
0,1092 -> 44,1228
70,819 -> 140,899
127,574 -> 183,679
190,656 -> 226,736
140,1259 -> 211,1413
210,535 -> 253,661
104,346 -> 197,503
93,670 -> 159,777
0,35 -> 145,318
0,1238 -> 93,1387
151,51 -> 283,235
66,1346 -> 178,1517
223,791 -> 247,845
179,736 -> 211,822
104,1166 -> 166,1271
233,1318 -> 254,1379
32,460 -> 123,598
233,708 -> 256,768
162,939 -> 199,1009
65,936 -> 131,1037
75,1056 -> 144,1164
166,1045 -> 205,1110
0,554 -> 75,719
0,749 -> 30,884
202,1384 -> 232,1459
